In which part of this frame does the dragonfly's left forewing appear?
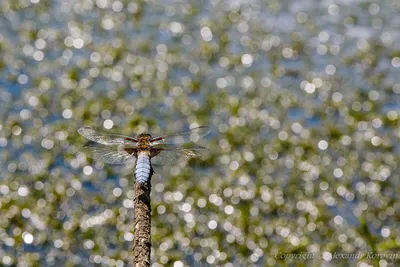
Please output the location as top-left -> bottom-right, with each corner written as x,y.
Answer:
78,127 -> 138,145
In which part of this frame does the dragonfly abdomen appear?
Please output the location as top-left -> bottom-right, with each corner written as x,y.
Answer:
135,151 -> 151,184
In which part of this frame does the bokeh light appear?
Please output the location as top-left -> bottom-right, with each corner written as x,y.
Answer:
0,0 -> 400,266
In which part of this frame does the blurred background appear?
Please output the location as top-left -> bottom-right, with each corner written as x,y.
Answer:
0,0 -> 400,266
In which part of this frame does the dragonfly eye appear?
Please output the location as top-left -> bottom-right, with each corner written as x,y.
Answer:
138,133 -> 151,138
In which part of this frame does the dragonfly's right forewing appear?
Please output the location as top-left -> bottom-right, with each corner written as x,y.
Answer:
150,126 -> 211,145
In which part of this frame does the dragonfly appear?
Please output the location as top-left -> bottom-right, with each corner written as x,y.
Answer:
77,126 -> 211,184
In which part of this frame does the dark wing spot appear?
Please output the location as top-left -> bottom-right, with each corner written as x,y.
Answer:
150,148 -> 163,157
124,147 -> 138,156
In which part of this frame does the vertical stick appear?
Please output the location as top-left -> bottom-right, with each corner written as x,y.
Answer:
133,169 -> 153,267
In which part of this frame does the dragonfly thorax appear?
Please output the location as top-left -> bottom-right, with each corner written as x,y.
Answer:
137,133 -> 152,150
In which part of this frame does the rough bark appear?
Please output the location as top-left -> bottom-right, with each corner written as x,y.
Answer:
133,169 -> 152,267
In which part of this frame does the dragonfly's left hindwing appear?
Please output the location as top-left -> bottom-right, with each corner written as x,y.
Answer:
81,141 -> 136,164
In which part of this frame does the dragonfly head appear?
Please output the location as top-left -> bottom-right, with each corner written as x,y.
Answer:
138,133 -> 151,139
137,133 -> 152,144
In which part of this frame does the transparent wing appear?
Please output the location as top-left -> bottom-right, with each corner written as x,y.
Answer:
80,142 -> 137,164
151,145 -> 209,165
150,126 -> 210,145
78,127 -> 137,145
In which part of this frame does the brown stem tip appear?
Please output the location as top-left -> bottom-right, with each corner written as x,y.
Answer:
132,171 -> 152,267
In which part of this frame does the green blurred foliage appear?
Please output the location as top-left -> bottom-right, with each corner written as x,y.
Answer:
0,0 -> 400,267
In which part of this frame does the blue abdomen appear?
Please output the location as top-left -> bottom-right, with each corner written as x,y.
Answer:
135,152 -> 151,184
